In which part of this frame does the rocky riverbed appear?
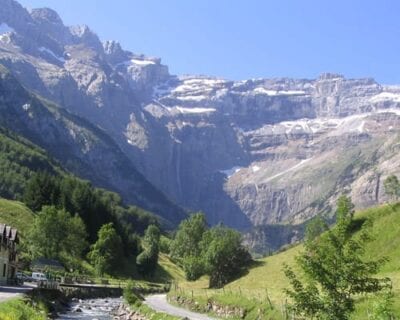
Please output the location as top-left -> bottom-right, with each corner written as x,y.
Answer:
57,298 -> 122,320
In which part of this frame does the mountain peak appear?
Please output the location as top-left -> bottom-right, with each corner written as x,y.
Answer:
30,8 -> 63,25
69,24 -> 103,51
318,72 -> 345,80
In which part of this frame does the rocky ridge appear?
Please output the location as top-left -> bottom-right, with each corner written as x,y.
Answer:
1,0 -> 400,251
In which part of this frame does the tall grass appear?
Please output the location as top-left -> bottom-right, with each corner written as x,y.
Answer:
0,298 -> 46,320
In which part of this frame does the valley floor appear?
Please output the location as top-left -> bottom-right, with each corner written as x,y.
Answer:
168,203 -> 400,319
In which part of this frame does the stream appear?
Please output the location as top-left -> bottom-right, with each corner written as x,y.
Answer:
57,297 -> 122,320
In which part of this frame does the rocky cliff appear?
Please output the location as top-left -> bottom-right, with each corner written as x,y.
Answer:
1,0 -> 400,251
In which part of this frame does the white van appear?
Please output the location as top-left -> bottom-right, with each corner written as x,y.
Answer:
31,272 -> 47,282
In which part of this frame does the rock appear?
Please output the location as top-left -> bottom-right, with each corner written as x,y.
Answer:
1,0 -> 400,254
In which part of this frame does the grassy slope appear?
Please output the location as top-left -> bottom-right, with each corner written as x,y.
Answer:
173,203 -> 400,319
0,198 -> 34,236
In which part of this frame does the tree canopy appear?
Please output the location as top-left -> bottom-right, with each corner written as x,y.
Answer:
284,195 -> 390,319
28,206 -> 87,261
201,225 -> 252,288
170,213 -> 251,287
136,224 -> 161,277
88,223 -> 124,276
384,174 -> 400,201
170,212 -> 207,280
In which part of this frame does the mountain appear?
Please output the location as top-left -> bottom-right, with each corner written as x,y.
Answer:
0,63 -> 186,226
1,0 -> 400,251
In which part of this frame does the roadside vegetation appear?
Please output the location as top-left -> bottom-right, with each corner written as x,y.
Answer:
0,298 -> 46,320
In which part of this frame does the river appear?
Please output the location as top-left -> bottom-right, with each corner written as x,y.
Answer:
57,295 -> 215,320
57,297 -> 122,320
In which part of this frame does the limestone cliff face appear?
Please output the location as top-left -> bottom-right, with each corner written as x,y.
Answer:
2,0 -> 400,251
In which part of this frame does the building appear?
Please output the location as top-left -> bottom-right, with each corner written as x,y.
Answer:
0,224 -> 19,285
31,257 -> 64,273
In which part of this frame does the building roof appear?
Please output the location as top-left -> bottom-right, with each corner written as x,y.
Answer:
0,224 -> 5,235
5,226 -> 11,238
32,258 -> 65,271
0,223 -> 18,243
10,228 -> 18,241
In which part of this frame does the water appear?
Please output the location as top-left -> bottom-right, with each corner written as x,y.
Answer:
57,298 -> 122,320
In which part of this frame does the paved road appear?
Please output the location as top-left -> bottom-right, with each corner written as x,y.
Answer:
0,284 -> 34,302
144,294 -> 216,320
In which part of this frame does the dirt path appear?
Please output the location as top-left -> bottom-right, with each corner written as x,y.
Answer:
144,294 -> 216,320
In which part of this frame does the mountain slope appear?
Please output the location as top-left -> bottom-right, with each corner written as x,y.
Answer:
174,203 -> 400,318
0,64 -> 186,226
0,127 -> 61,200
1,0 -> 400,250
0,198 -> 34,235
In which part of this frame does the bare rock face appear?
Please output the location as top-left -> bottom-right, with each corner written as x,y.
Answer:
2,0 -> 400,251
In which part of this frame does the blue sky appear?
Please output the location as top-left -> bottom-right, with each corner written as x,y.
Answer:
18,0 -> 400,83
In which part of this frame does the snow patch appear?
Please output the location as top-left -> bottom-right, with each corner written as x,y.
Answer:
0,34 -> 10,43
175,107 -> 216,114
0,23 -> 14,43
153,84 -> 174,98
114,58 -> 156,69
253,87 -> 306,96
355,120 -> 365,133
266,158 -> 312,182
220,166 -> 243,178
183,78 -> 226,86
370,92 -> 400,103
376,108 -> 400,116
177,95 -> 208,102
22,103 -> 31,111
252,165 -> 261,173
39,47 -> 65,63
264,109 -> 400,136
131,59 -> 155,66
0,23 -> 14,35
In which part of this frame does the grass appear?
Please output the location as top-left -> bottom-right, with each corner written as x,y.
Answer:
0,198 -> 34,235
135,303 -> 181,320
171,203 -> 400,319
0,298 -> 46,320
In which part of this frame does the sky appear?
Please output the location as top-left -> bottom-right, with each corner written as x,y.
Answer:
17,0 -> 400,84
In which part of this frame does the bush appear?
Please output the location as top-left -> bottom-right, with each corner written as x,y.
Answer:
182,256 -> 204,281
159,236 -> 171,254
123,281 -> 141,307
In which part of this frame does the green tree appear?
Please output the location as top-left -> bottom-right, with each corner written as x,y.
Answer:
170,212 -> 207,258
28,206 -> 87,260
201,225 -> 251,288
170,213 -> 207,280
136,225 -> 160,276
23,172 -> 59,212
384,175 -> 400,201
88,223 -> 123,276
284,195 -> 389,320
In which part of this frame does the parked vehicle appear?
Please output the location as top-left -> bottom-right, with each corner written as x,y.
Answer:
31,272 -> 48,282
16,272 -> 33,284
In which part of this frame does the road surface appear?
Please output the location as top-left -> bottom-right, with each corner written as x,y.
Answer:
0,284 -> 34,302
144,294 -> 216,320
